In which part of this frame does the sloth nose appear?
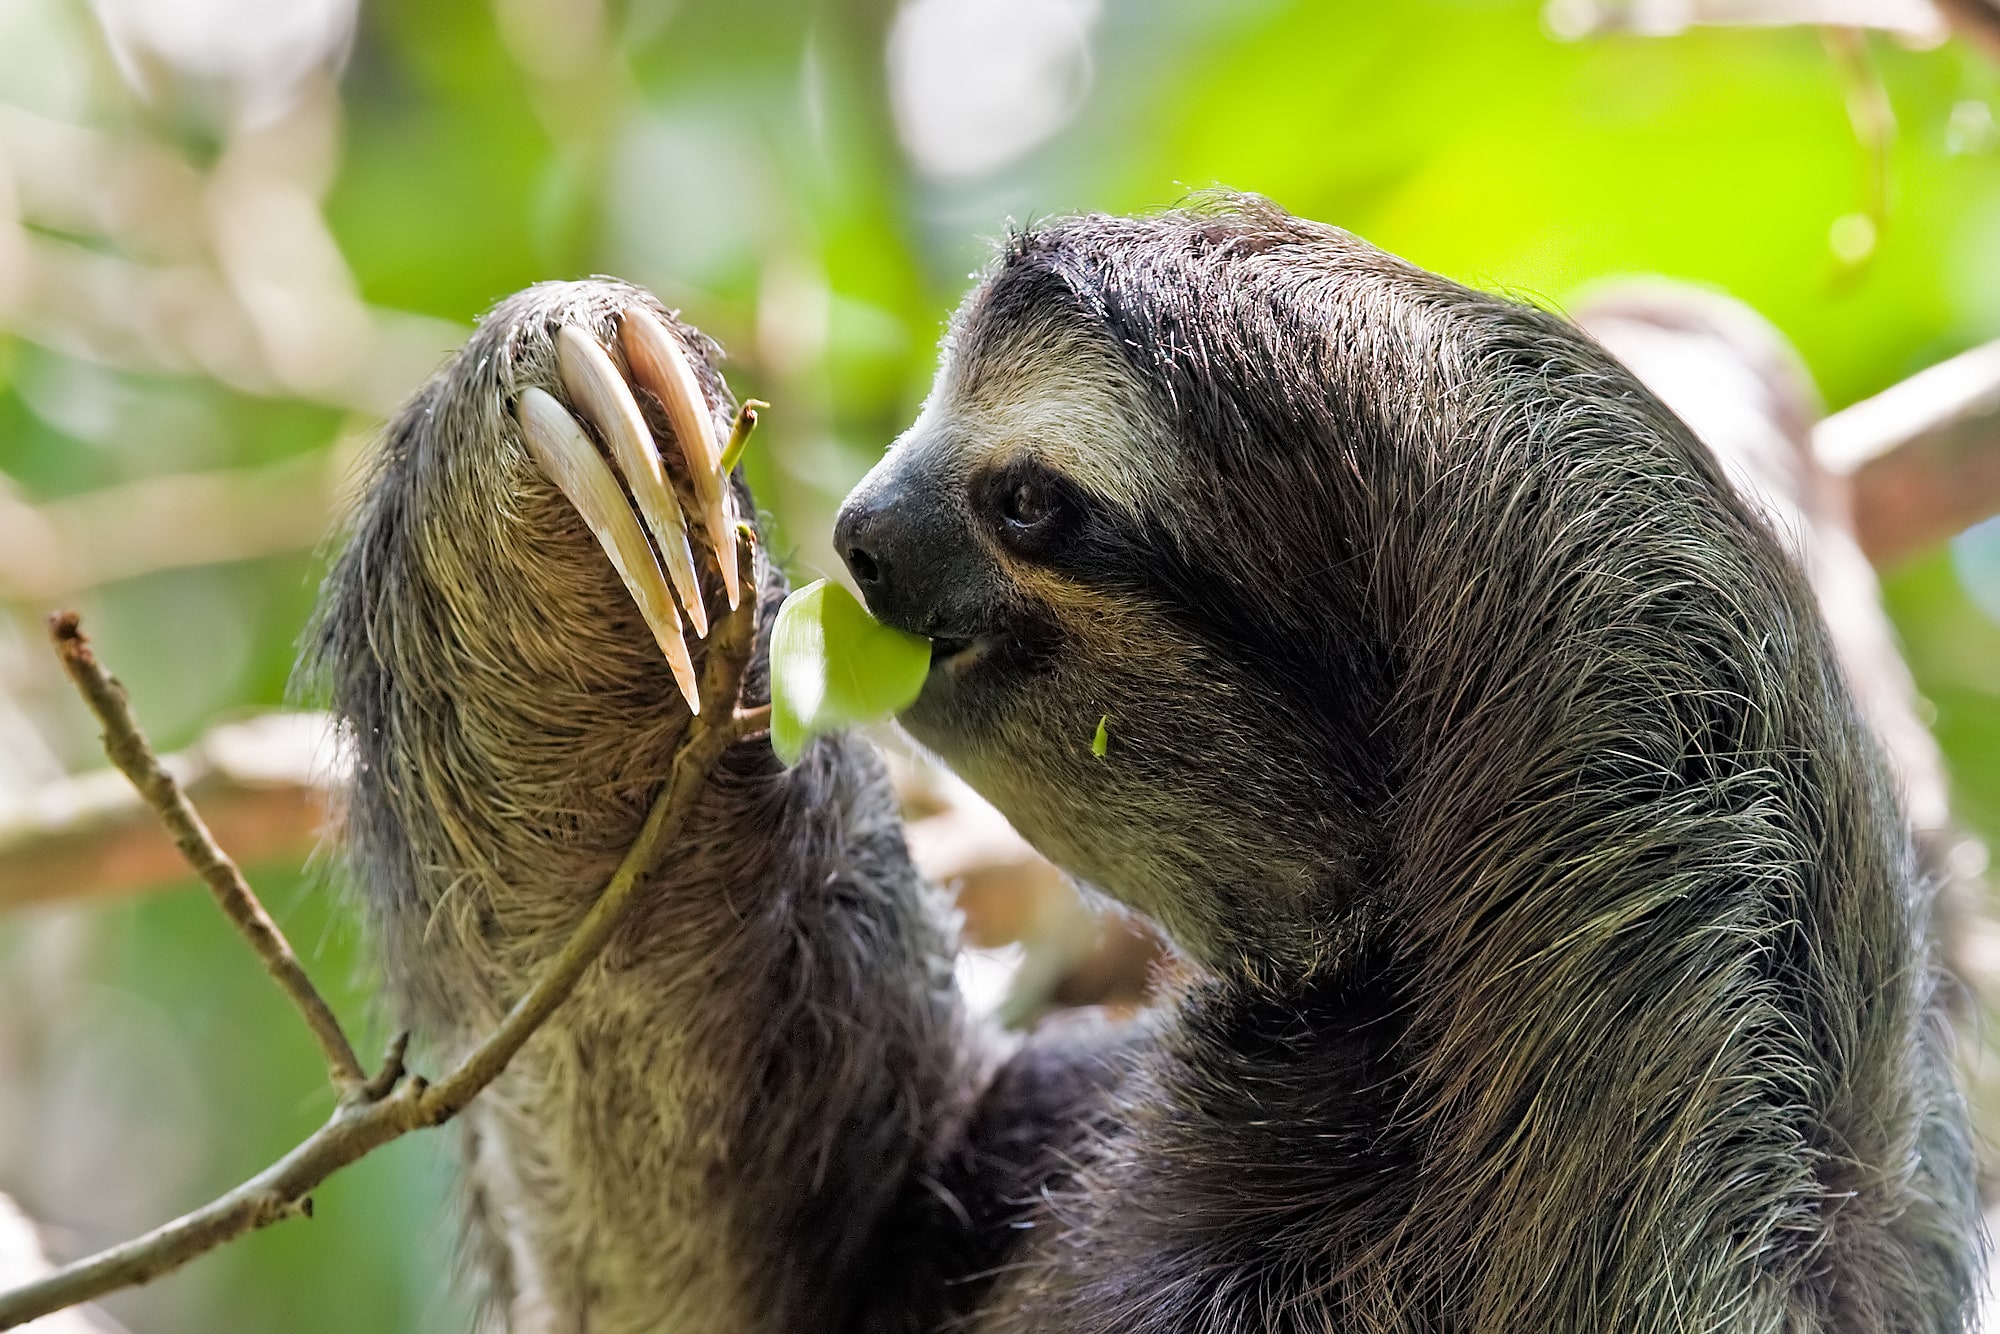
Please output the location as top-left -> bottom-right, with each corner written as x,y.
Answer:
834,500 -> 888,598
836,465 -> 986,637
834,474 -> 961,636
835,489 -> 910,630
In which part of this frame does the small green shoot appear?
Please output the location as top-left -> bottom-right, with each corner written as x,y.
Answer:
719,399 -> 768,474
769,579 -> 931,764
1092,714 -> 1110,759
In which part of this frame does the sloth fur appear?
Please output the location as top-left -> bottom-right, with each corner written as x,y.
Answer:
309,195 -> 1979,1333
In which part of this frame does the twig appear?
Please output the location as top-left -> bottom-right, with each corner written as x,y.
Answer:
46,612 -> 365,1093
406,571 -> 758,1119
0,558 -> 759,1330
730,703 -> 773,741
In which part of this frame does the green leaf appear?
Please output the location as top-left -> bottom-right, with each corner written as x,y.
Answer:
769,579 -> 932,764
1092,714 -> 1110,759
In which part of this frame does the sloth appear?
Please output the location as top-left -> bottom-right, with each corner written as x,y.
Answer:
310,195 -> 1979,1333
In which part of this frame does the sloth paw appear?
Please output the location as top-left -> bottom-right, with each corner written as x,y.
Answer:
511,306 -> 753,714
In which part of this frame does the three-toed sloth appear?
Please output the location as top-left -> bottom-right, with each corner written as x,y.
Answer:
310,196 -> 1979,1333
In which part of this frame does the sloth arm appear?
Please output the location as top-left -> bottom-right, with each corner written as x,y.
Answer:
310,281 -> 1114,1333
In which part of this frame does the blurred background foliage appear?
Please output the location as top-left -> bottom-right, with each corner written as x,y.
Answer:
1,0 -> 1998,1329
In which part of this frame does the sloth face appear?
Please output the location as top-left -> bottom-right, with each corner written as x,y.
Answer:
837,318 -> 1153,745
835,240 -> 1384,967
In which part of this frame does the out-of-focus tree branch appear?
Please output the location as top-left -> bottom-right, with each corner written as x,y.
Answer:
1933,0 -> 2000,58
1543,0 -> 1953,43
0,95 -> 463,418
0,452 -> 352,604
0,712 -> 329,914
1817,338 -> 2000,565
47,614 -> 363,1090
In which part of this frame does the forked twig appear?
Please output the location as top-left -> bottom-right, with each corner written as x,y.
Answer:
47,611 -> 366,1092
0,548 -> 765,1331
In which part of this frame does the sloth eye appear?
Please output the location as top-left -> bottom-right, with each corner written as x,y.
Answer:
986,463 -> 1075,561
1001,478 -> 1053,530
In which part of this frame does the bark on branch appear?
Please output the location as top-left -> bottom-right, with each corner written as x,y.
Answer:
0,712 -> 330,913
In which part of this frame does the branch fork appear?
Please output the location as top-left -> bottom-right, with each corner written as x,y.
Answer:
0,540 -> 765,1331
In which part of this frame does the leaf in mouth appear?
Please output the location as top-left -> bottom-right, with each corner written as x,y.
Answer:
769,579 -> 932,764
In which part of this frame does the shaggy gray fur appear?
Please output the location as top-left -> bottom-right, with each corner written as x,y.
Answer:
309,199 -> 1979,1332
309,283 -> 988,1331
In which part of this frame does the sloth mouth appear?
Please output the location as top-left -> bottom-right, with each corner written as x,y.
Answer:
928,635 -> 986,672
926,615 -> 1056,682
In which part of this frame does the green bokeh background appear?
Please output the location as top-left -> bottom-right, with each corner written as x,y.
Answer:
2,1 -> 1997,1329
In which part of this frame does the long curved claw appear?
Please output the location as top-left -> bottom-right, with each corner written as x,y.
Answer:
617,307 -> 740,611
515,387 -> 702,713
555,325 -> 709,638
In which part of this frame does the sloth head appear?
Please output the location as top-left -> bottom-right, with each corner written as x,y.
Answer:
835,194 -> 1776,976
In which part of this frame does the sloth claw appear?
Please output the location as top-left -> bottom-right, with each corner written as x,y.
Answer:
616,306 -> 740,611
554,325 -> 709,638
514,387 -> 702,713
519,313 -> 749,710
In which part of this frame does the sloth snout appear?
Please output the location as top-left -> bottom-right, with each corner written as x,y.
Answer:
834,491 -> 892,602
836,483 -> 934,637
834,472 -> 989,641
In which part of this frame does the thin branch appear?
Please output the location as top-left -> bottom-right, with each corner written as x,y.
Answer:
0,1079 -> 422,1330
730,702 -> 773,741
0,552 -> 761,1331
719,399 -> 768,474
46,612 -> 365,1092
